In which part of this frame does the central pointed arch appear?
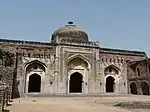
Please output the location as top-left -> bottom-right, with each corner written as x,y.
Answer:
67,54 -> 90,94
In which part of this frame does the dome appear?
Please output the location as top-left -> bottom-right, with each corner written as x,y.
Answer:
51,22 -> 89,42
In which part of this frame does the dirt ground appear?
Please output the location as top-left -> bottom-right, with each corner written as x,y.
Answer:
6,95 -> 150,112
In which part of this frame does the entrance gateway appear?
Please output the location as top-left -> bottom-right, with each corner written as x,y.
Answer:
69,72 -> 83,93
106,76 -> 115,93
28,74 -> 41,93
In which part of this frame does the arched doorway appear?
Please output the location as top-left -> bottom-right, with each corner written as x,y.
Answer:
69,72 -> 83,93
106,76 -> 115,93
130,82 -> 138,95
28,74 -> 41,93
26,60 -> 46,93
140,82 -> 150,95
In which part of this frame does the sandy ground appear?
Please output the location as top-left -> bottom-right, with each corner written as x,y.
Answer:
6,95 -> 150,112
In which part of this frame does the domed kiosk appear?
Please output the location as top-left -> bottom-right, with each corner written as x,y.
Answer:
51,22 -> 89,42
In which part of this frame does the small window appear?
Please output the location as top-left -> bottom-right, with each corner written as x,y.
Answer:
137,68 -> 140,76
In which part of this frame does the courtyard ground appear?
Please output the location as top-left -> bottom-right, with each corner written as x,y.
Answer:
6,95 -> 150,112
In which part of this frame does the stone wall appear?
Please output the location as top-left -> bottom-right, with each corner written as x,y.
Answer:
128,59 -> 150,95
0,39 -> 149,95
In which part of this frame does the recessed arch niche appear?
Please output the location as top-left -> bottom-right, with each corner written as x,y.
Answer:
67,55 -> 90,94
130,82 -> 138,95
25,60 -> 46,93
140,82 -> 150,95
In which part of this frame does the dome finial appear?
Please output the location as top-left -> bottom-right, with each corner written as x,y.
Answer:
68,21 -> 73,25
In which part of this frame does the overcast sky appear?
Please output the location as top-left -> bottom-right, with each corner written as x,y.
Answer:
0,0 -> 150,56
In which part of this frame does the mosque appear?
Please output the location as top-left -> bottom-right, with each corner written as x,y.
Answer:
0,22 -> 149,96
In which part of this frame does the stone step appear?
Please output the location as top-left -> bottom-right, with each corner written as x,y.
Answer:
20,93 -> 132,98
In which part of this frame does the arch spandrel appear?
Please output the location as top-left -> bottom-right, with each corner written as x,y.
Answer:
25,60 -> 47,73
68,57 -> 88,70
104,64 -> 120,71
67,54 -> 91,70
104,65 -> 120,75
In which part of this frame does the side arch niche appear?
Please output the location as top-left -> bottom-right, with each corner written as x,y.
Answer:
104,65 -> 124,94
130,82 -> 138,95
140,82 -> 150,95
25,60 -> 46,93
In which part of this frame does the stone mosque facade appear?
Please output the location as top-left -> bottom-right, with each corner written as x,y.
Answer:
0,22 -> 150,96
